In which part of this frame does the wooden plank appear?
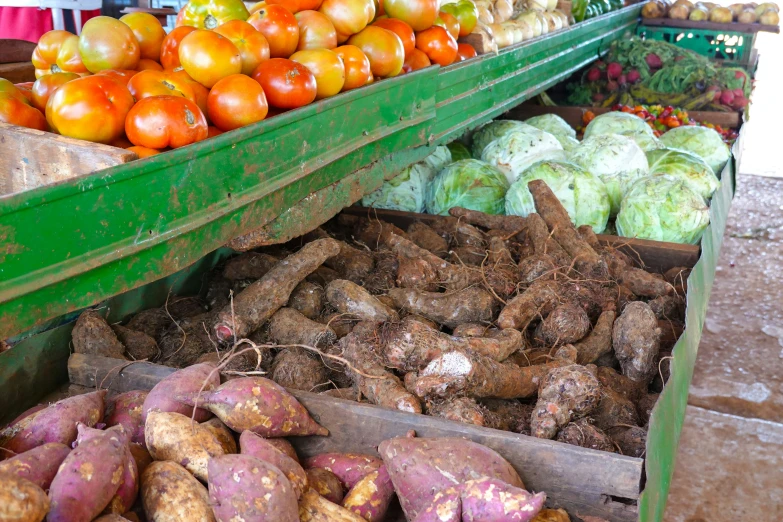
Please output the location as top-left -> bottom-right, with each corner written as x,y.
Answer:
119,7 -> 176,24
0,123 -> 138,196
641,17 -> 780,34
0,62 -> 35,84
0,39 -> 36,64
68,352 -> 643,521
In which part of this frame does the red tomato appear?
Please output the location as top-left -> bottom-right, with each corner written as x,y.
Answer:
128,145 -> 161,157
31,30 -> 89,78
348,26 -> 404,78
372,17 -> 415,56
290,49 -> 345,99
95,69 -> 139,86
383,0 -> 438,31
160,26 -> 196,70
456,42 -> 477,61
126,95 -> 208,148
435,11 -> 460,40
295,10 -> 338,50
14,82 -> 34,103
207,125 -> 224,137
78,16 -> 141,73
0,81 -> 47,130
46,76 -> 135,143
334,45 -> 372,90
402,47 -> 431,72
169,68 -> 211,120
251,58 -> 317,109
178,29 -> 242,88
120,12 -> 166,61
214,20 -> 271,76
207,74 -> 269,131
247,5 -> 300,58
137,58 -> 164,71
128,69 -> 196,101
31,72 -> 80,112
267,0 -> 323,13
319,0 -> 375,43
415,26 -> 457,67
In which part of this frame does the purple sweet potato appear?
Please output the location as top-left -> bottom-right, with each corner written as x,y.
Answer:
105,390 -> 148,445
298,488 -> 367,522
378,437 -> 524,520
239,431 -> 308,498
0,475 -> 50,522
141,461 -> 215,522
208,454 -> 299,522
141,363 -> 218,423
0,442 -> 70,490
342,465 -> 395,522
129,443 -> 152,477
201,418 -> 238,454
2,390 -> 106,454
306,468 -> 344,504
265,437 -> 300,463
460,477 -> 546,522
411,486 -> 462,522
177,377 -> 328,437
303,453 -> 382,490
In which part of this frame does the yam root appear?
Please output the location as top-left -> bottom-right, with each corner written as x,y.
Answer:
637,393 -> 660,425
407,221 -> 449,256
72,310 -> 126,359
452,322 -> 491,338
555,418 -> 615,453
497,279 -> 559,331
307,266 -> 341,287
526,212 -> 570,266
388,286 -> 496,328
299,488 -> 367,522
271,349 -> 329,392
425,397 -> 493,427
112,325 -> 158,361
612,302 -> 661,383
342,466 -> 395,522
518,254 -> 557,284
596,367 -> 645,404
141,461 -> 215,522
592,388 -> 640,433
388,232 -> 480,290
619,267 -> 673,298
611,426 -> 647,458
534,303 -> 591,346
649,294 -> 684,320
448,206 -> 527,233
480,399 -> 535,434
269,307 -> 336,348
396,255 -> 439,291
306,468 -> 345,505
320,312 -> 355,339
574,310 -> 616,365
311,232 -> 375,284
326,279 -> 399,322
344,215 -> 407,250
364,252 -> 399,294
158,312 -> 220,367
448,245 -> 487,266
530,364 -> 601,439
125,308 -> 171,341
288,281 -> 325,320
223,252 -> 279,281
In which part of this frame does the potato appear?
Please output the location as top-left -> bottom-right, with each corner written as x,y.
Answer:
141,461 -> 215,522
0,474 -> 49,522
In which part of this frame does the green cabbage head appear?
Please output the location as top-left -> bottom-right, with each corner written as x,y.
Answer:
525,114 -> 577,140
425,159 -> 510,215
362,162 -> 435,213
584,111 -> 660,151
470,120 -> 534,158
421,145 -> 452,173
447,141 -> 472,161
646,147 -> 720,199
505,160 -> 611,233
617,174 -> 711,244
658,125 -> 731,175
481,127 -> 566,184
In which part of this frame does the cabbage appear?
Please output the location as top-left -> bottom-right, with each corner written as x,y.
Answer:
425,159 -> 510,215
646,147 -> 720,199
481,127 -> 566,184
568,134 -> 649,215
470,120 -> 534,158
421,145 -> 452,173
658,125 -> 731,175
505,160 -> 611,233
525,114 -> 577,140
584,112 -> 660,151
557,135 -> 581,154
447,141 -> 472,161
362,162 -> 435,212
616,174 -> 710,244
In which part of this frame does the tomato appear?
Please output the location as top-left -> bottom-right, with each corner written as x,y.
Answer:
248,0 -> 267,12
415,26 -> 456,67
137,59 -> 164,71
128,69 -> 196,102
46,76 -> 134,143
169,68 -> 211,119
372,17 -> 414,55
334,45 -> 372,90
160,26 -> 196,69
295,10 -> 338,50
207,125 -> 224,137
95,69 -> 139,86
214,20 -> 271,76
267,0 -> 323,13
439,0 -> 477,37
126,95 -> 208,148
179,29 -> 242,88
0,95 -> 47,131
319,0 -> 375,43
348,26 -> 404,78
120,12 -> 166,61
78,16 -> 141,73
128,145 -> 161,157
177,0 -> 250,29
383,0 -> 437,31
375,0 -> 385,16
402,47 -> 430,72
290,49 -> 345,99
247,5 -> 300,58
456,42 -> 476,61
14,82 -> 34,103
251,58 -> 317,108
207,74 -> 269,131
435,11 -> 459,39
31,72 -> 79,112
31,30 -> 89,78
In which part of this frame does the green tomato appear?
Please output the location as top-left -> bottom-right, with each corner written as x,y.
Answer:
177,0 -> 250,29
441,0 -> 478,37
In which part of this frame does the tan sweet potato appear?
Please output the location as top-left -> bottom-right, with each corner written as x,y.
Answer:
387,286 -> 496,328
72,310 -> 126,359
289,281 -> 326,320
141,461 -> 215,522
530,365 -> 602,439
201,418 -> 238,454
141,362 -> 218,423
342,466 -> 395,522
533,509 -> 571,522
306,468 -> 345,505
0,475 -> 49,522
612,302 -> 661,383
325,279 -> 399,322
0,442 -> 70,490
299,488 -> 367,522
239,431 -> 308,498
129,443 -> 152,476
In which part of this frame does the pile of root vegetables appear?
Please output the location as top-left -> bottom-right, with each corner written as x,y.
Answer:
68,180 -> 687,459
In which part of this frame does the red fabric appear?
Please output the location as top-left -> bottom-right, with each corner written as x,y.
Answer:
0,7 -> 101,43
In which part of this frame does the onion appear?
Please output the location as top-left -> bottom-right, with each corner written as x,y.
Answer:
493,0 -> 514,22
536,11 -> 550,33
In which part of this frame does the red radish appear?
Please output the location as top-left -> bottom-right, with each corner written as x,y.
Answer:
586,67 -> 601,82
592,92 -> 605,102
720,90 -> 735,106
645,53 -> 662,69
711,88 -> 722,102
732,88 -> 744,97
732,95 -> 748,109
606,62 -> 622,80
626,69 -> 641,83
606,80 -> 619,92
618,74 -> 627,86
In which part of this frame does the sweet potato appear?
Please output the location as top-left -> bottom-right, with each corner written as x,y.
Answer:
93,515 -> 135,522
269,307 -> 336,348
141,461 -> 215,522
304,452 -> 382,492
111,325 -> 158,361
497,279 -> 560,331
530,365 -> 601,439
223,252 -> 279,281
239,431 -> 308,498
461,477 -> 546,522
407,221 -> 449,256
534,303 -> 591,346
209,454 -> 299,522
378,437 -> 523,520
129,443 -> 152,476
201,418 -> 238,454
387,286 -> 496,328
141,362 -> 218,423
342,465 -> 395,522
72,310 -> 126,359
306,468 -> 344,504
532,508 -> 572,522
556,418 -> 615,453
0,442 -> 70,489
325,279 -> 399,322
0,475 -> 49,522
144,411 -> 226,481
263,437 -> 300,463
177,376 -> 328,437
299,488 -> 367,522
2,390 -> 106,454
105,390 -> 147,445
289,281 -> 326,320
411,486 -> 461,522
612,302 -> 661,383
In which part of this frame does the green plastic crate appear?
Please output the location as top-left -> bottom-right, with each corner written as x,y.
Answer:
637,24 -> 756,64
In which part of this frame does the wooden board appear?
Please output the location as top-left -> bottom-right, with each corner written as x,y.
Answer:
0,39 -> 36,64
0,123 -> 138,196
119,7 -> 176,24
0,62 -> 35,84
68,352 -> 643,522
641,17 -> 780,34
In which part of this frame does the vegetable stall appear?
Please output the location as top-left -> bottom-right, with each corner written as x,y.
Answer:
0,0 -> 752,521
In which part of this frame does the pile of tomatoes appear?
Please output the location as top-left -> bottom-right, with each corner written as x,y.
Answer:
0,0 -> 479,157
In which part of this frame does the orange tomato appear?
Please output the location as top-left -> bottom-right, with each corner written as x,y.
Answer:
214,20 -> 271,76
137,59 -> 164,71
456,42 -> 476,61
169,68 -> 211,120
319,0 -> 375,43
178,29 -> 242,88
95,69 -> 139,86
78,16 -> 141,73
126,95 -> 208,148
372,17 -> 415,56
247,5 -> 300,58
111,136 -> 134,148
13,82 -> 34,103
207,74 -> 269,131
383,0 -> 438,31
248,0 -> 267,12
267,0 -> 323,13
46,76 -> 135,143
435,11 -> 460,40
402,47 -> 431,72
208,125 -> 225,137
348,26 -> 404,78
334,44 -> 372,90
128,69 -> 196,101
0,80 -> 47,130
415,26 -> 457,67
120,12 -> 166,61
251,58 -> 317,109
31,72 -> 79,112
290,49 -> 345,99
128,145 -> 161,157
31,30 -> 89,78
295,10 -> 338,50
160,26 -> 196,70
